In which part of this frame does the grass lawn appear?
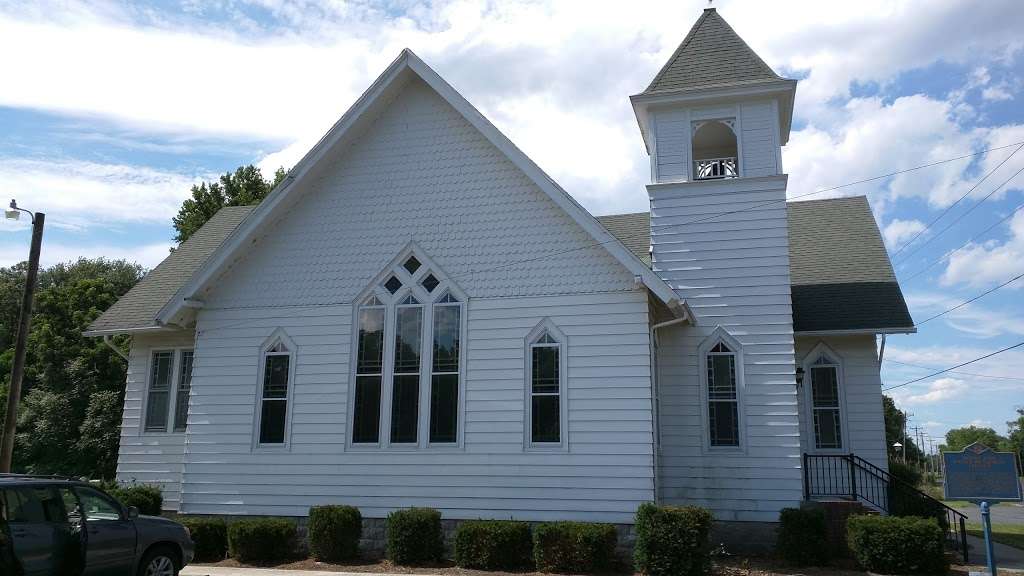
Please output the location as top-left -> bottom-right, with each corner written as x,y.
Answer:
967,522 -> 1024,551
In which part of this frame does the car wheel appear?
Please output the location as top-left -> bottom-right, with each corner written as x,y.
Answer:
138,546 -> 179,576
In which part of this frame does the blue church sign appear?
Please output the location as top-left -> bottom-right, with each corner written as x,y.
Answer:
943,442 -> 1023,502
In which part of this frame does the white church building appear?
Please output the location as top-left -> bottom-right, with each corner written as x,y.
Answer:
89,8 -> 915,540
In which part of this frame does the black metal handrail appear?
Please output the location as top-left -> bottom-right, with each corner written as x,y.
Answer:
804,453 -> 968,563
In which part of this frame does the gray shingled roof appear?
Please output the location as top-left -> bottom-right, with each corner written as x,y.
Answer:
598,196 -> 914,333
85,205 -> 255,334
644,8 -> 782,95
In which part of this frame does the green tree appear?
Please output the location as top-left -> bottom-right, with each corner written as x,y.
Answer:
940,425 -> 1010,453
0,258 -> 143,478
172,165 -> 287,243
1006,407 -> 1023,462
882,395 -> 922,462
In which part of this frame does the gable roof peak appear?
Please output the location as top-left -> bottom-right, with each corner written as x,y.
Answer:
643,7 -> 782,95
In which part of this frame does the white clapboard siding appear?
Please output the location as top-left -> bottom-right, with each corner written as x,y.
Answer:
740,101 -> 779,177
117,331 -> 196,511
179,291 -> 654,521
795,335 -> 888,469
653,109 -> 690,182
649,173 -> 803,521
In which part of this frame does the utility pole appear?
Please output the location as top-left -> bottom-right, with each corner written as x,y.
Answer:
902,412 -> 913,464
1,201 -> 44,473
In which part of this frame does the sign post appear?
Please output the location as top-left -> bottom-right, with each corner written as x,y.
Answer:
943,442 -> 1024,576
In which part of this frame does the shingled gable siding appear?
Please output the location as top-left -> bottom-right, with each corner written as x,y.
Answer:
651,175 -> 802,522
117,330 -> 196,511
170,78 -> 655,521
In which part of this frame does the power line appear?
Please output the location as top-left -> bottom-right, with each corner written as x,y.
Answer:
448,139 -> 1024,282
895,162 -> 1024,264
914,271 -> 1024,327
882,341 -> 1024,392
891,144 -> 1023,259
902,201 -> 1024,282
884,359 -> 1024,383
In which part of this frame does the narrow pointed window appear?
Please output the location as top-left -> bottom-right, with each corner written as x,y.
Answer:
390,297 -> 422,443
353,298 -> 385,443
144,351 -> 174,432
530,331 -> 561,444
258,341 -> 291,445
707,342 -> 739,447
810,354 -> 843,450
173,350 -> 194,432
430,293 -> 460,443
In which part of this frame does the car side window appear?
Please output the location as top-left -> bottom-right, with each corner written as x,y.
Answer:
73,487 -> 122,522
32,487 -> 67,523
1,488 -> 45,523
60,487 -> 83,524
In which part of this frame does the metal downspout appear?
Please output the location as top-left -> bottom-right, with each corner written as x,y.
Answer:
102,335 -> 129,362
649,313 -> 689,504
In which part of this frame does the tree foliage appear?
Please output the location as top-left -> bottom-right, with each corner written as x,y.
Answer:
940,425 -> 1011,453
882,395 -> 922,462
0,258 -> 143,478
1007,407 -> 1024,463
172,164 -> 287,243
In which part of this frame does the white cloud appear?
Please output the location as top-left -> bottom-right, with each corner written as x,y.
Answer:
906,291 -> 1024,337
982,84 -> 1014,102
968,418 -> 993,428
0,240 -> 172,269
885,345 -> 1024,392
902,377 -> 967,405
942,210 -> 1024,288
0,158 -> 208,230
883,219 -> 927,250
1,0 -> 1023,216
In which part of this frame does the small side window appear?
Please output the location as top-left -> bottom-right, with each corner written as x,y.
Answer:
1,487 -> 46,523
73,487 -> 123,522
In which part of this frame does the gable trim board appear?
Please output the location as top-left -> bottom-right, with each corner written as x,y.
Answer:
155,49 -> 688,330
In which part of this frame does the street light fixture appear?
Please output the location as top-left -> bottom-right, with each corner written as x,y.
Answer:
0,198 -> 45,473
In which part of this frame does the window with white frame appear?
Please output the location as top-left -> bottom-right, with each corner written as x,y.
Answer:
144,349 -> 194,433
350,250 -> 465,448
173,350 -> 194,432
706,341 -> 740,447
809,352 -> 843,450
257,340 -> 292,445
527,326 -> 564,446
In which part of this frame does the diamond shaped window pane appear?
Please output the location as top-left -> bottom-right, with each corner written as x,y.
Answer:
403,255 -> 421,274
421,273 -> 440,293
384,276 -> 403,294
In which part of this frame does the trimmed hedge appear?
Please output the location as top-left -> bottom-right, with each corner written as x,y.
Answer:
533,521 -> 618,574
454,520 -> 533,570
776,507 -> 829,566
308,505 -> 362,562
634,503 -> 713,576
846,514 -> 947,574
177,516 -> 228,562
105,484 -> 163,516
386,508 -> 444,565
227,518 -> 297,563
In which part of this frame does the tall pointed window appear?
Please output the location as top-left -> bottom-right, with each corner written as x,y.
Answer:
391,295 -> 422,444
529,331 -> 562,445
810,353 -> 843,450
706,342 -> 740,447
350,249 -> 466,448
353,296 -> 385,444
173,350 -> 194,432
430,292 -> 461,443
258,340 -> 292,445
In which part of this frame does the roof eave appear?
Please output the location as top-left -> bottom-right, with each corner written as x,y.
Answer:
794,326 -> 917,337
83,325 -> 180,338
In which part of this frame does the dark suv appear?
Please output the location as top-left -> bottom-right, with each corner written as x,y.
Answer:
0,475 -> 194,576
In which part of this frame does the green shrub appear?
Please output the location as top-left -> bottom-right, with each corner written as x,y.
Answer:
177,516 -> 228,562
846,514 -> 947,574
634,503 -> 713,576
227,518 -> 297,563
888,460 -> 924,487
105,484 -> 163,516
454,520 -> 533,570
533,521 -> 618,574
386,508 -> 444,565
776,507 -> 829,566
308,505 -> 362,562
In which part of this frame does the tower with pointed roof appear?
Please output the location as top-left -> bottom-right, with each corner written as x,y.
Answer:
636,9 -> 805,522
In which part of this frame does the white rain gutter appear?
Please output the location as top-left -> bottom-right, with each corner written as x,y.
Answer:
648,312 -> 690,504
878,334 -> 887,367
102,335 -> 129,362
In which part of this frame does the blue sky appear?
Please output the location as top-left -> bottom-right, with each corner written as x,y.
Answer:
1,0 -> 1022,448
